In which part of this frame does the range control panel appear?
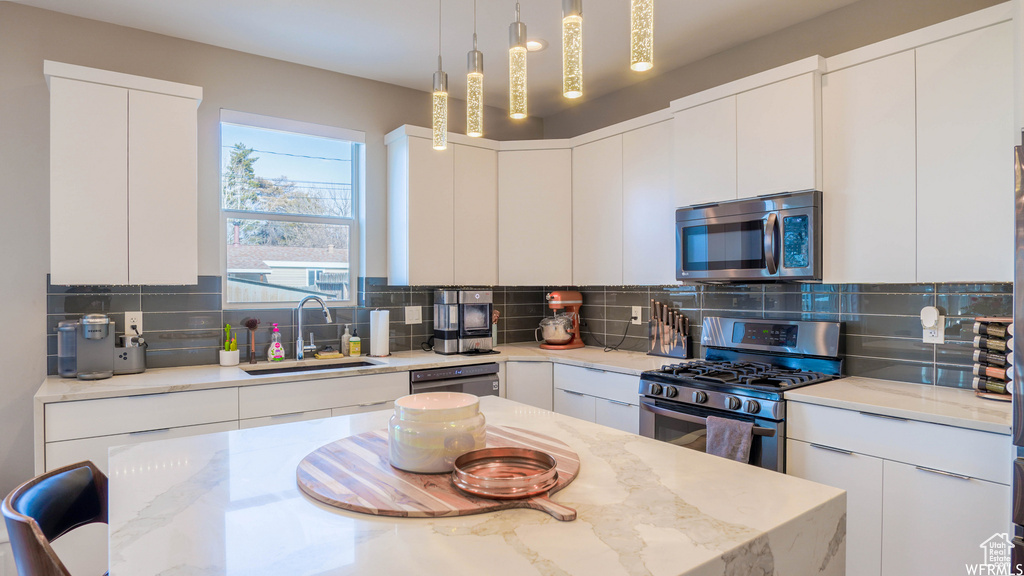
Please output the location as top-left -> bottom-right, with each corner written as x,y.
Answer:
410,362 -> 500,383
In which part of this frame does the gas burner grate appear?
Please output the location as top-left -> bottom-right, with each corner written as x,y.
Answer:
655,362 -> 833,391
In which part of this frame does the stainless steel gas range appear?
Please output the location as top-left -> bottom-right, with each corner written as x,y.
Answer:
638,317 -> 842,472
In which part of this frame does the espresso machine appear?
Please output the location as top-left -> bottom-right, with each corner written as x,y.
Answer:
433,289 -> 494,354
539,291 -> 585,350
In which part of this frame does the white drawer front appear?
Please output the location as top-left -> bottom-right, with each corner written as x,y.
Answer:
45,387 -> 239,442
553,364 -> 638,405
332,400 -> 395,417
595,397 -> 639,434
553,388 -> 597,422
788,402 -> 1012,485
239,409 -> 332,430
45,420 -> 239,474
238,371 -> 408,419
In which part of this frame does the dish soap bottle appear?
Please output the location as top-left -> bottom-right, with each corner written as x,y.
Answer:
341,324 -> 352,357
349,328 -> 362,357
267,323 -> 286,361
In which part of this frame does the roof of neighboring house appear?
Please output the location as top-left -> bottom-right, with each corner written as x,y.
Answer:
226,245 -> 349,271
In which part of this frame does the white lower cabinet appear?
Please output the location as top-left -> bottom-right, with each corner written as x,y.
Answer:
881,460 -> 1010,576
787,401 -> 1012,576
787,439 -> 883,576
552,364 -> 639,434
239,409 -> 332,430
332,400 -> 395,417
238,372 -> 407,419
506,361 -> 553,410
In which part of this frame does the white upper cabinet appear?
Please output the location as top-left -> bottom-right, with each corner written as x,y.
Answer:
572,135 -> 623,285
822,51 -> 917,284
454,144 -> 498,285
498,148 -> 573,285
916,21 -> 1014,282
673,96 -> 737,206
737,73 -> 821,197
622,120 -> 676,285
386,127 -> 500,286
46,62 -> 201,285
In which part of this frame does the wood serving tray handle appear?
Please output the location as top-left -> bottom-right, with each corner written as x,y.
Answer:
296,425 -> 580,521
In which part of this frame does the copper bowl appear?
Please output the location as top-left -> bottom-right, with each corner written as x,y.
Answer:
451,447 -> 559,500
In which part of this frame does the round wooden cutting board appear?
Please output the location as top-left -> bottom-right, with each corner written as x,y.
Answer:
296,425 -> 580,521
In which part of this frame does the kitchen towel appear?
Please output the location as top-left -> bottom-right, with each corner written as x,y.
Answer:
705,415 -> 754,463
370,310 -> 390,357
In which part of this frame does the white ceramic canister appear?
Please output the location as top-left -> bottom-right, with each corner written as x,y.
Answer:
388,392 -> 486,473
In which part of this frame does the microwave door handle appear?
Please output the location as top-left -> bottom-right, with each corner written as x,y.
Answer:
639,399 -> 776,437
764,213 -> 779,275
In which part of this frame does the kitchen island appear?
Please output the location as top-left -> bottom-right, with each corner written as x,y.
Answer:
107,396 -> 845,576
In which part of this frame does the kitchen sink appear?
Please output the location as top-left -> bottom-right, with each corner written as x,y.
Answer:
242,360 -> 379,376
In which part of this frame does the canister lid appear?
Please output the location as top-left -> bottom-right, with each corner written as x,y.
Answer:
81,314 -> 109,325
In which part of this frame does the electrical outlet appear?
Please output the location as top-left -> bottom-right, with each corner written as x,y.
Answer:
923,324 -> 945,344
405,306 -> 422,325
124,311 -> 143,336
631,306 -> 642,325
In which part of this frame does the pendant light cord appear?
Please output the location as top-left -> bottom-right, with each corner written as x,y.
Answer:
438,0 -> 442,64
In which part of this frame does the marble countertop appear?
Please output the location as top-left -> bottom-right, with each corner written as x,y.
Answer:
785,376 -> 1013,435
107,396 -> 846,576
36,343 -> 676,403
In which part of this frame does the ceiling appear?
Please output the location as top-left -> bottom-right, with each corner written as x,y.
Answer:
13,0 -> 862,118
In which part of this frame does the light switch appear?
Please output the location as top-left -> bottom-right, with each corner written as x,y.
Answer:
405,306 -> 422,325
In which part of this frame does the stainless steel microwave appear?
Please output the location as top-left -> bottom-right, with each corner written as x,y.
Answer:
675,190 -> 822,282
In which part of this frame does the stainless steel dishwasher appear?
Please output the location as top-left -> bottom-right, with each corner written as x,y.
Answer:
409,363 -> 500,397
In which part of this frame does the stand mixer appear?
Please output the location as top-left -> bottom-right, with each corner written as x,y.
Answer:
539,291 -> 584,350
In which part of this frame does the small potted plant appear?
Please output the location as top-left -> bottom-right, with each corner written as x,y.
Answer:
220,324 -> 239,366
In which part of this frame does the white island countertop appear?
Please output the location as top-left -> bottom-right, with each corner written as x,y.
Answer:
786,376 -> 1012,435
108,396 -> 846,576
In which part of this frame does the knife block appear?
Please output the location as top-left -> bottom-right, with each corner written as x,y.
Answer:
647,318 -> 690,360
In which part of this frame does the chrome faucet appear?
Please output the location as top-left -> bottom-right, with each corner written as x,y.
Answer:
296,295 -> 332,360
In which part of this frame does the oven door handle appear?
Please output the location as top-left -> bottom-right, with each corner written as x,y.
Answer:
764,212 -> 779,275
639,399 -> 776,437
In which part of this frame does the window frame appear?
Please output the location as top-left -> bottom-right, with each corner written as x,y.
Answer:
219,109 -> 363,309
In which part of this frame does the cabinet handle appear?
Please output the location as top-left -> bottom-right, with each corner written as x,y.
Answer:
605,399 -> 632,407
271,412 -> 303,419
858,411 -> 908,422
583,366 -> 605,374
358,400 -> 389,408
562,390 -> 586,396
809,443 -> 853,455
129,428 -> 170,436
914,466 -> 972,481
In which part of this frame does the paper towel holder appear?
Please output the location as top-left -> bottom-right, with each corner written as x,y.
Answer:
368,309 -> 392,357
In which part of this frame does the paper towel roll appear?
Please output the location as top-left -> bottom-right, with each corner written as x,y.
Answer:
370,310 -> 390,357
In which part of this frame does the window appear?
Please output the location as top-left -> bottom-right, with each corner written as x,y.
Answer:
220,111 -> 362,305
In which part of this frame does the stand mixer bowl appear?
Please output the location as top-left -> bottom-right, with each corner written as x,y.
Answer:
537,314 -> 574,345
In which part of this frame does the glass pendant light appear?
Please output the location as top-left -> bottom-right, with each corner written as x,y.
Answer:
432,0 -> 448,150
562,0 -> 583,99
466,0 -> 483,137
630,0 -> 653,72
508,2 -> 528,119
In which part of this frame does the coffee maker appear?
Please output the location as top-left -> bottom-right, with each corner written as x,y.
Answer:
57,314 -> 116,380
433,290 -> 494,354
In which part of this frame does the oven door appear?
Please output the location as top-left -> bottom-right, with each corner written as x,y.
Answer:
639,398 -> 782,471
675,206 -> 819,282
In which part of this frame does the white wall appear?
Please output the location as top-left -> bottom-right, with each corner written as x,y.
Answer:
0,1 -> 542,496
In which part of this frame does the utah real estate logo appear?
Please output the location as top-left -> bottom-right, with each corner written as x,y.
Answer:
967,533 -> 1013,575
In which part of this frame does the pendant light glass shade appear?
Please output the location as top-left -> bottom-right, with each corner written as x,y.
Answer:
630,0 -> 653,72
433,62 -> 448,151
467,4 -> 484,138
509,3 -> 528,119
562,0 -> 583,99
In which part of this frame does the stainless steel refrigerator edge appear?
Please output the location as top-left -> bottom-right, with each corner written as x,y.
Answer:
1012,139 -> 1024,561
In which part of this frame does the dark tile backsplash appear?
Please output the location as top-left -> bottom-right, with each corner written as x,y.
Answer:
45,275 -> 1012,389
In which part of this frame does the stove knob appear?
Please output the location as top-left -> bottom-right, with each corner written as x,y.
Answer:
726,396 -> 741,411
649,383 -> 663,396
745,400 -> 760,414
692,391 -> 708,404
664,386 -> 679,398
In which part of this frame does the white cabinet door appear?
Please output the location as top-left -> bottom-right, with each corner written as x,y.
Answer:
239,409 -> 332,430
332,400 -> 395,417
238,372 -> 408,419
454,144 -> 498,285
498,149 -> 573,285
822,52 -> 916,284
622,120 -> 676,285
881,459 -> 1011,576
736,73 -> 821,197
916,22 -> 1014,282
553,388 -> 596,422
673,96 -> 737,205
787,439 -> 883,576
506,361 -> 553,410
572,136 -> 623,285
127,90 -> 198,284
49,77 -> 129,285
595,398 -> 639,434
407,136 -> 455,285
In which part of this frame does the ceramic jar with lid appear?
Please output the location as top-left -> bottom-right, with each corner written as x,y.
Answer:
388,392 -> 486,473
